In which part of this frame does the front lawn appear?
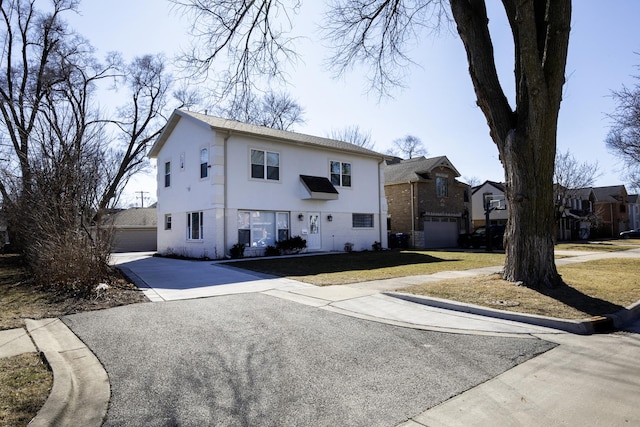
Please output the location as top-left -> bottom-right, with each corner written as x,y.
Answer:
401,258 -> 640,319
228,250 -> 506,286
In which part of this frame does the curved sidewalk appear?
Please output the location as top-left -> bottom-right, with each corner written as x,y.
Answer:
0,319 -> 109,427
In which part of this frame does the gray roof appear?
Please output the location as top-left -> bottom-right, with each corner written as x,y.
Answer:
107,208 -> 157,228
384,156 -> 460,184
589,185 -> 627,203
149,109 -> 389,159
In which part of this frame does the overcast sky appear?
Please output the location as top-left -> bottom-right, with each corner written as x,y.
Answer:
68,1 -> 640,207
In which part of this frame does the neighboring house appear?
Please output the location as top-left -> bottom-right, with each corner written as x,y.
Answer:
148,109 -> 389,258
470,180 -> 508,229
628,194 -> 640,231
590,185 -> 630,238
384,156 -> 470,249
106,207 -> 158,252
556,187 -> 595,241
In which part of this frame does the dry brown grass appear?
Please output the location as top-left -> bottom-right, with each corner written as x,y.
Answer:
401,258 -> 640,319
0,353 -> 52,427
0,254 -> 148,330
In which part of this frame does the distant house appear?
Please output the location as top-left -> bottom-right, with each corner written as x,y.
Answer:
590,185 -> 630,237
628,194 -> 640,231
556,187 -> 595,241
384,156 -> 470,249
148,109 -> 389,258
107,207 -> 158,252
470,180 -> 508,229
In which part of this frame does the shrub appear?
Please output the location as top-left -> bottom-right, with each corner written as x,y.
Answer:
372,241 -> 382,251
276,236 -> 307,254
230,243 -> 245,259
264,245 -> 280,256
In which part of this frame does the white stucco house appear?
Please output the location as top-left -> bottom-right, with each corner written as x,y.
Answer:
148,109 -> 389,258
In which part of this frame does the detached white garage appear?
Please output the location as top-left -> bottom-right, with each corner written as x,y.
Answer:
423,217 -> 459,248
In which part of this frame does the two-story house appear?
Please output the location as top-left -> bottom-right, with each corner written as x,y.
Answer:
384,156 -> 470,249
590,185 -> 630,237
148,109 -> 389,258
470,180 -> 508,229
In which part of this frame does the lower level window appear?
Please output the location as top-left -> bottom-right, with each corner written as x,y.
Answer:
187,211 -> 203,240
352,213 -> 374,228
238,211 -> 289,247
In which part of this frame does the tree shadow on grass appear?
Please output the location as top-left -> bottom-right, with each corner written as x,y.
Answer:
225,251 -> 451,277
539,284 -> 626,317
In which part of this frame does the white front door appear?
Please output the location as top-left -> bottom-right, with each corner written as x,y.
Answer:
307,213 -> 321,250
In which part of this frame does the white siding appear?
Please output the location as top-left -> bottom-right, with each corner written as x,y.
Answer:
155,115 -> 387,258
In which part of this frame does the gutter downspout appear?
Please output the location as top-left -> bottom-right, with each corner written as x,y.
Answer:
410,180 -> 415,247
223,131 -> 231,255
378,158 -> 385,248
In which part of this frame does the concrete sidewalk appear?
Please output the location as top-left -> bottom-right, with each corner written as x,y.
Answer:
0,319 -> 109,427
402,327 -> 640,426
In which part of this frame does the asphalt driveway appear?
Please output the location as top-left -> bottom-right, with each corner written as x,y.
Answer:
64,293 -> 555,427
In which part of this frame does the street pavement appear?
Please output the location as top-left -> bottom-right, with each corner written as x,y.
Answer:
62,293 -> 556,427
2,247 -> 640,426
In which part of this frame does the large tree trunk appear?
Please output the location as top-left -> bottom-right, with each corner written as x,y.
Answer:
451,0 -> 571,288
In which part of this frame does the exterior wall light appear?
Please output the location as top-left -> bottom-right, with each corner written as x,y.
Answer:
327,214 -> 333,221
298,214 -> 304,221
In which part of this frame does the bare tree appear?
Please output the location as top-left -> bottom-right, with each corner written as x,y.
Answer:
606,72 -> 640,190
0,1 -> 174,290
217,90 -> 305,130
174,0 -> 572,288
98,54 -> 172,211
387,135 -> 427,159
171,0 -> 301,103
327,125 -> 375,149
463,176 -> 481,187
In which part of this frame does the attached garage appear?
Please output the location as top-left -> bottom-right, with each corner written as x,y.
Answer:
423,217 -> 459,249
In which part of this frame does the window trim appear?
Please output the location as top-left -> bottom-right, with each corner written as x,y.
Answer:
330,160 -> 352,187
200,147 -> 209,179
250,148 -> 280,181
352,213 -> 374,228
164,161 -> 171,188
436,176 -> 448,198
237,210 -> 289,247
187,211 -> 204,240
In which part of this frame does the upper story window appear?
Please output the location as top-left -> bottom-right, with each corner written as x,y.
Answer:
164,161 -> 171,187
330,161 -> 351,187
200,148 -> 209,178
251,149 -> 279,181
436,176 -> 448,197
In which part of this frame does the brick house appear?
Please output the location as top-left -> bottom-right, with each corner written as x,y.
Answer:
590,185 -> 630,237
384,156 -> 471,249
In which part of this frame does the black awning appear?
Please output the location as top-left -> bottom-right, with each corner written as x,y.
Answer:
300,175 -> 339,200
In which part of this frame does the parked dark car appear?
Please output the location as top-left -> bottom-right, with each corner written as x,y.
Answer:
619,228 -> 640,239
458,225 -> 505,249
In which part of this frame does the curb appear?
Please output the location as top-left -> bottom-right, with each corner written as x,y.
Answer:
383,292 -> 637,335
25,318 -> 109,427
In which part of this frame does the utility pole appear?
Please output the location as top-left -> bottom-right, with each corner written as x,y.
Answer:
136,191 -> 149,208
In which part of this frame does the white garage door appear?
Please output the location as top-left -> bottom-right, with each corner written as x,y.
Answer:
423,218 -> 458,249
